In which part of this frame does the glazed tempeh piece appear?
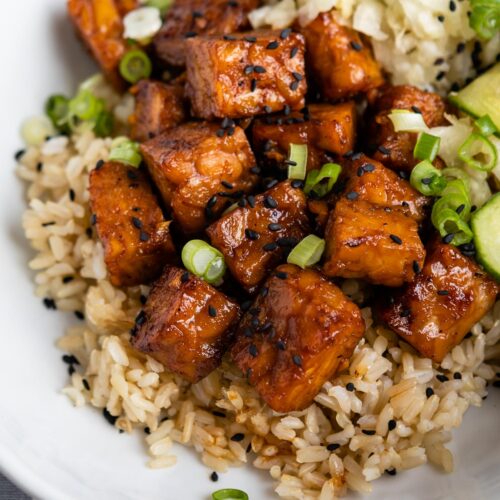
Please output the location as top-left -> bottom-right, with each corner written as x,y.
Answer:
185,30 -> 307,119
132,266 -> 240,383
129,80 -> 186,143
379,241 -> 499,362
300,11 -> 383,101
89,161 -> 176,287
206,181 -> 310,294
140,122 -> 258,234
323,198 -> 425,287
252,102 -> 357,170
342,154 -> 430,221
369,85 -> 447,172
67,0 -> 137,89
153,0 -> 258,67
231,264 -> 365,412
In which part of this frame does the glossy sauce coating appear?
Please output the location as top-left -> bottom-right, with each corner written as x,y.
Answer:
231,264 -> 365,412
132,266 -> 241,383
300,11 -> 384,100
323,198 -> 425,287
153,0 -> 257,67
206,181 -> 310,293
89,161 -> 176,287
129,79 -> 187,142
342,154 -> 430,221
140,122 -> 258,233
67,0 -> 137,89
379,241 -> 499,362
185,31 -> 307,119
369,85 -> 448,172
252,102 -> 357,171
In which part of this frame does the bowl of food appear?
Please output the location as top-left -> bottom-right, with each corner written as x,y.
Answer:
2,0 -> 500,498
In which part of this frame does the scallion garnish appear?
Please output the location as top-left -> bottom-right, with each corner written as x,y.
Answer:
409,160 -> 447,196
287,235 -> 325,269
458,132 -> 497,171
434,208 -> 474,246
474,114 -> 498,136
431,179 -> 472,227
304,163 -> 342,197
181,240 -> 226,285
413,132 -> 441,162
212,489 -> 249,500
145,0 -> 173,15
20,115 -> 55,147
119,50 -> 152,84
388,110 -> 428,133
94,110 -> 114,137
108,138 -> 142,168
469,0 -> 500,40
69,89 -> 103,121
45,95 -> 70,131
287,143 -> 308,180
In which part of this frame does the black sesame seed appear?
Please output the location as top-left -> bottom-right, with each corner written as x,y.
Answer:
184,31 -> 197,38
449,0 -> 456,11
238,198 -> 247,208
43,298 -> 57,310
456,42 -> 466,53
412,260 -> 421,274
62,354 -> 79,365
437,290 -> 449,296
90,214 -> 97,225
443,233 -> 455,244
421,177 -> 433,185
250,79 -> 257,91
284,159 -> 297,166
263,242 -> 278,251
231,432 -> 245,442
357,166 -> 365,177
280,28 -> 292,39
291,179 -> 304,189
245,228 -> 260,240
193,10 -> 203,17
434,58 -> 445,66
95,159 -> 104,170
207,195 -> 218,209
436,71 -> 446,81
438,14 -> 445,22
144,426 -> 151,435
290,80 -> 300,91
390,234 -> 402,245
62,276 -> 74,284
244,35 -> 257,42
346,191 -> 359,200
86,227 -> 92,238
346,382 -> 355,392
453,372 -> 462,380
68,189 -> 76,202
276,340 -> 286,350
362,429 -> 376,435
386,468 -> 397,476
208,305 -> 217,317
249,344 -> 258,357
378,146 -> 390,155
102,408 -> 118,426
290,46 -> 298,58
132,217 -> 142,229
82,378 -> 90,390
327,443 -> 340,451
221,180 -> 234,189
210,471 -> 219,482
387,419 -> 397,431
267,40 -> 279,49
265,179 -> 279,189
292,72 -> 303,81
14,149 -> 25,160
426,387 -> 435,397
244,65 -> 254,75
292,355 -> 302,367
260,286 -> 269,297
68,365 -> 76,376
456,204 -> 465,214
268,223 -> 282,232
437,374 -> 449,382
212,410 -> 226,418
216,128 -> 225,138
264,196 -> 278,209
250,166 -> 261,174
411,106 -> 422,114
74,311 -> 84,320
135,310 -> 146,326
139,231 -> 150,242
254,65 -> 266,74
276,271 -> 288,280
398,170 -> 409,180
181,271 -> 190,283
350,41 -> 363,51
223,35 -> 236,40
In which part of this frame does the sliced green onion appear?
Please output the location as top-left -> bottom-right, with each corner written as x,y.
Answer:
434,208 -> 474,246
119,49 -> 152,84
287,235 -> 325,269
212,489 -> 249,500
413,132 -> 441,162
69,90 -> 102,121
304,163 -> 342,197
45,95 -> 70,130
469,0 -> 500,39
181,240 -> 226,285
431,180 -> 472,226
474,114 -> 498,136
287,143 -> 308,180
79,73 -> 105,92
442,167 -> 471,186
109,139 -> 142,167
458,132 -> 498,171
94,110 -> 114,137
410,160 -> 447,196
388,110 -> 428,133
20,115 -> 55,147
145,0 -> 173,15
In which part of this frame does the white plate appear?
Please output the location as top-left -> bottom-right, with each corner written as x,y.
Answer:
1,1 -> 500,499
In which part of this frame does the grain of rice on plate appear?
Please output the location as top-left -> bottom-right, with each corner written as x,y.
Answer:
16,8 -> 500,500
